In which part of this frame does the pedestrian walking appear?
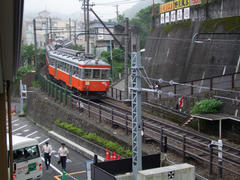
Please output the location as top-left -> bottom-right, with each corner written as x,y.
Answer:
58,143 -> 70,171
42,141 -> 52,170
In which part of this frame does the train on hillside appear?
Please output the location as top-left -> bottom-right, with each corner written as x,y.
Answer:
45,40 -> 110,99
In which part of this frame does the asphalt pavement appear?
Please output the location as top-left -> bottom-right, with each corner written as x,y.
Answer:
8,113 -> 90,180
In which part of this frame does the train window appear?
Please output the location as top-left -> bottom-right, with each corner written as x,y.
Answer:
101,70 -> 109,79
85,69 -> 92,79
93,69 -> 100,79
78,68 -> 81,78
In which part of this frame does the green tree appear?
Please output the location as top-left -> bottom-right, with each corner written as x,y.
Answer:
130,4 -> 159,48
20,44 -> 34,66
100,51 -> 111,64
118,14 -> 126,23
112,48 -> 124,62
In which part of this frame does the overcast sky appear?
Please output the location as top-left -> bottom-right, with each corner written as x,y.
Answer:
24,0 -> 142,20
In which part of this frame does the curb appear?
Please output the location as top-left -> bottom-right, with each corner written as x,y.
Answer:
48,131 -> 105,162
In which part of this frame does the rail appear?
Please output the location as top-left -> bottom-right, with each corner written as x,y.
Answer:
36,74 -> 240,179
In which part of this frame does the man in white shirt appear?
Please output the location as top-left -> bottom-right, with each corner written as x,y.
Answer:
58,143 -> 69,171
42,141 -> 52,170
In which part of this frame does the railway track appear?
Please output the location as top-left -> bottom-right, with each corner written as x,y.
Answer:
40,74 -> 240,178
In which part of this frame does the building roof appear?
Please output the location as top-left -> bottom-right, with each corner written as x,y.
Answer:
192,113 -> 240,122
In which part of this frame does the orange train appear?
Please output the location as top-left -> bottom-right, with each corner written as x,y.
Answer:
45,41 -> 110,99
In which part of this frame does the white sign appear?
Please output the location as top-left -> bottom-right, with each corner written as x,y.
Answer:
165,12 -> 170,23
171,11 -> 176,22
161,14 -> 165,24
184,7 -> 190,20
177,9 -> 183,21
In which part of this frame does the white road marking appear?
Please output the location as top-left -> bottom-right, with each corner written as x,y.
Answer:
39,138 -> 50,145
12,119 -> 20,123
34,136 -> 41,139
12,125 -> 28,133
25,131 -> 38,137
15,133 -> 23,136
13,124 -> 19,126
23,129 -> 30,132
41,157 -> 62,175
66,159 -> 72,163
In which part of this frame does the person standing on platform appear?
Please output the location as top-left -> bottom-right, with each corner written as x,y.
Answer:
58,143 -> 70,171
42,141 -> 52,170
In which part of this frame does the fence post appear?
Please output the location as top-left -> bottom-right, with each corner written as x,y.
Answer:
88,100 -> 90,119
111,88 -> 113,98
125,114 -> 128,135
60,88 -> 63,103
48,81 -> 51,96
52,83 -> 55,97
191,81 -> 193,95
70,92 -> 72,109
210,78 -> 213,91
65,90 -> 67,106
55,86 -> 57,101
174,84 -> 176,95
209,145 -> 214,175
115,89 -> 117,100
163,136 -> 167,153
232,74 -> 235,89
56,87 -> 58,101
160,128 -> 164,152
111,109 -> 114,128
120,91 -> 122,101
182,135 -> 186,162
99,104 -> 102,123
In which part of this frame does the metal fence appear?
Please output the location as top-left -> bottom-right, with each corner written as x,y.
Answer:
36,74 -> 240,179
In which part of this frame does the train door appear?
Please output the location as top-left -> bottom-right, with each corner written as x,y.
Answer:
69,65 -> 72,86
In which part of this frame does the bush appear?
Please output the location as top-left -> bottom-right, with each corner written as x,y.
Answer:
32,80 -> 39,88
190,99 -> 222,114
54,120 -> 132,157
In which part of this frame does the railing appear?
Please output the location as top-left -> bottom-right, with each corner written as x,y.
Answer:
146,72 -> 240,100
107,72 -> 240,101
36,74 -> 240,178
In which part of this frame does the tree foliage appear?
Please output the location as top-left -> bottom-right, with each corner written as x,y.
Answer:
130,4 -> 159,48
21,44 -> 34,66
190,99 -> 222,114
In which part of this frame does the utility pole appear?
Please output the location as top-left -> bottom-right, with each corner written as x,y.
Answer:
86,0 -> 90,53
83,0 -> 87,52
131,52 -> 142,180
110,40 -> 113,80
124,18 -> 129,99
45,18 -> 49,44
33,19 -> 38,68
74,21 -> 77,45
116,5 -> 119,22
152,0 -> 155,29
49,18 -> 52,41
69,18 -> 71,40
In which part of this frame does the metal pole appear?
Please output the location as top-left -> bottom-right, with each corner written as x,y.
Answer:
131,52 -> 142,180
0,83 -> 8,179
74,21 -> 77,45
19,80 -> 24,115
110,40 -> 113,80
49,18 -> 52,40
86,0 -> 90,53
45,18 -> 48,44
116,5 -> 119,22
69,18 -> 71,40
124,18 -> 129,99
33,19 -> 38,67
90,8 -> 125,51
7,81 -> 13,180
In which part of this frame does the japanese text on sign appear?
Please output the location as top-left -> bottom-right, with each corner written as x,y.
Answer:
174,0 -> 190,10
160,1 -> 174,13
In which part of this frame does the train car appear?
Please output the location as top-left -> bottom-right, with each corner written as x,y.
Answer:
45,41 -> 110,99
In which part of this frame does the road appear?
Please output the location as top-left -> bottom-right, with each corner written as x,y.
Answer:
9,113 -> 89,180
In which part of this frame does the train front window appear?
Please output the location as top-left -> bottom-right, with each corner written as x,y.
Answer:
85,69 -> 92,79
101,70 -> 109,79
93,69 -> 100,79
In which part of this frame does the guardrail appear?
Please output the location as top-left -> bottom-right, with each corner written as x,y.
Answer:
36,74 -> 240,179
